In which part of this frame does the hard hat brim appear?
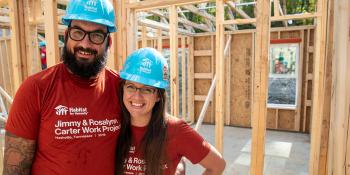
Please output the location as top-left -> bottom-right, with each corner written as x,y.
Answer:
120,71 -> 169,89
62,15 -> 117,32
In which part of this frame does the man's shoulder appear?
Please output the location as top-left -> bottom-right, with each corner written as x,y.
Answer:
27,63 -> 63,82
104,67 -> 121,81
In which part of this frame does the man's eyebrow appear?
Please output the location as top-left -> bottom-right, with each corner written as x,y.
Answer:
70,25 -> 107,33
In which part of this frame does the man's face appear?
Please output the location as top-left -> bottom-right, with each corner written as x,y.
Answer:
62,20 -> 109,79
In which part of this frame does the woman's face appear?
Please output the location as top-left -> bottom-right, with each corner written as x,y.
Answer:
123,81 -> 160,123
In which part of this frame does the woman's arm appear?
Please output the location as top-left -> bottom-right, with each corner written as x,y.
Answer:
198,144 -> 226,175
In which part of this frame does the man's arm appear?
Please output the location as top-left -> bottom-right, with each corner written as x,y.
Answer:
3,131 -> 36,175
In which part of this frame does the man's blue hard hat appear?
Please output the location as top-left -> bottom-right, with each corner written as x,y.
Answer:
120,48 -> 169,89
62,0 -> 117,32
39,41 -> 46,47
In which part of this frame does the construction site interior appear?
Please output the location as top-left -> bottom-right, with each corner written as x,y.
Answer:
0,0 -> 349,175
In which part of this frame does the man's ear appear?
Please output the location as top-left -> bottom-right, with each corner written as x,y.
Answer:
108,36 -> 112,47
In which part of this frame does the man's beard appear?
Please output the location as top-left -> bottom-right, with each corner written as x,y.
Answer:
62,45 -> 108,79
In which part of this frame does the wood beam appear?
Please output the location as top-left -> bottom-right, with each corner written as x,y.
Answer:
44,0 -> 59,67
25,0 -> 41,75
148,10 -> 211,32
116,0 -> 127,71
181,35 -> 187,120
326,0 -> 349,174
187,36 -> 194,123
106,0 -> 117,70
0,0 -> 8,7
226,1 -> 254,20
126,2 -> 137,55
308,0 -> 329,174
250,0 -> 270,174
139,18 -> 192,35
127,0 -> 210,11
214,0 -> 225,154
182,4 -> 236,31
8,0 -> 24,91
223,13 -> 319,25
169,5 -> 179,117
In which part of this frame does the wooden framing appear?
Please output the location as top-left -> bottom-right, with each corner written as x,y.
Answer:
181,35 -> 187,120
249,0 -> 270,174
214,0 -> 225,153
169,5 -> 179,117
44,0 -> 59,67
8,0 -> 24,92
126,0 -> 210,11
327,0 -> 350,174
0,0 -> 337,174
187,36 -> 195,123
308,0 -> 329,173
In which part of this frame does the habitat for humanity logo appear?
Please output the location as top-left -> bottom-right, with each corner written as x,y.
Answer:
84,0 -> 98,13
55,105 -> 88,116
139,58 -> 152,74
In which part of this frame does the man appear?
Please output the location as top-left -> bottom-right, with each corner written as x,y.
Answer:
3,0 -> 121,174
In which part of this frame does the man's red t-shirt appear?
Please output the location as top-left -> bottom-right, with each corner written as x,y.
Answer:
6,63 -> 122,175
123,118 -> 210,175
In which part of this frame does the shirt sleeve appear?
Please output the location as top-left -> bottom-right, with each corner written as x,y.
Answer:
173,120 -> 211,164
5,77 -> 41,140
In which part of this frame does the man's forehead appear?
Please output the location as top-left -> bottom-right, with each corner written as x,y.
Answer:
70,20 -> 108,32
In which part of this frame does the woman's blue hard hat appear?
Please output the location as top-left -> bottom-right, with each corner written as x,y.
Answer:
120,48 -> 169,89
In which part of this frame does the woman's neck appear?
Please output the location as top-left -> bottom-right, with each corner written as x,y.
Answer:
130,114 -> 151,127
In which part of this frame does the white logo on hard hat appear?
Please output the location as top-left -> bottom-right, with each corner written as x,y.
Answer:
86,0 -> 97,6
139,58 -> 152,74
84,0 -> 98,13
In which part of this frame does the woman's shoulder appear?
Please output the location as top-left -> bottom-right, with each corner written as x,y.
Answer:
166,114 -> 193,136
166,114 -> 186,127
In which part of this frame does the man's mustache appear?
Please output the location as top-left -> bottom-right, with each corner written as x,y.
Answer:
74,47 -> 97,55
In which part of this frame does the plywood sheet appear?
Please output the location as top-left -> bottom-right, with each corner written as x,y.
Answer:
278,110 -> 296,131
194,79 -> 211,95
194,101 -> 213,123
267,109 -> 277,129
194,36 -> 212,50
230,33 -> 252,127
194,56 -> 212,73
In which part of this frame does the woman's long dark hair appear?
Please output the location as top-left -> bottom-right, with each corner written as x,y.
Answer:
115,80 -> 168,175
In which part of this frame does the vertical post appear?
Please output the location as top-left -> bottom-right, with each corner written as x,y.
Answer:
295,29 -> 304,131
327,0 -> 349,174
274,0 -> 280,17
44,0 -> 59,67
116,0 -> 126,71
8,0 -> 24,92
181,35 -> 186,120
157,29 -> 162,52
141,25 -> 147,48
215,0 -> 225,153
169,5 -> 179,117
308,0 -> 328,174
250,0 -> 270,175
25,0 -> 41,75
225,34 -> 231,125
187,36 -> 194,123
126,1 -> 137,55
107,0 -> 117,70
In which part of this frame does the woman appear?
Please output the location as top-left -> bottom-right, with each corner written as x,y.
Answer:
115,48 -> 226,175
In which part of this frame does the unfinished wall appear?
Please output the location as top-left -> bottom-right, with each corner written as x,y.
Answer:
0,32 -> 14,107
192,26 -> 316,132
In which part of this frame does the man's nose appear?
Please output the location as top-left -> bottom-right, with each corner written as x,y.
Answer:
80,34 -> 93,47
